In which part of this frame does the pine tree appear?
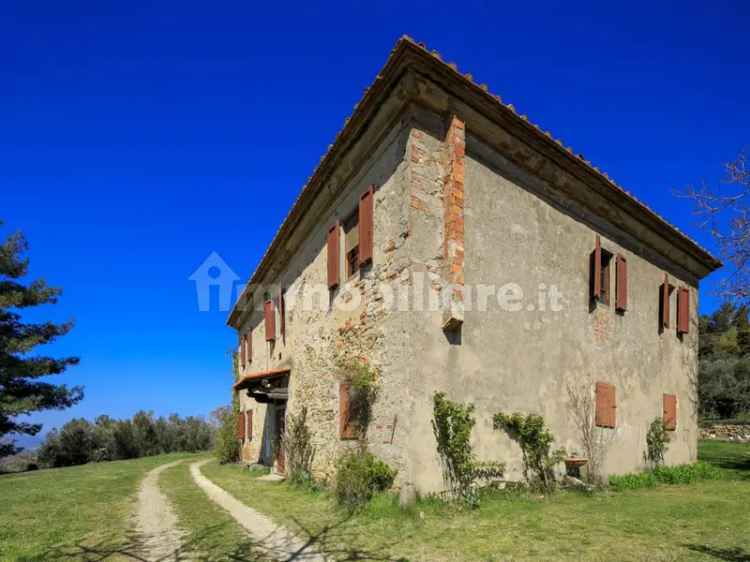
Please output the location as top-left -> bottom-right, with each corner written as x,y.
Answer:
0,222 -> 82,457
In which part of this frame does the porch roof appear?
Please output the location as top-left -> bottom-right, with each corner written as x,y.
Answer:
233,367 -> 290,391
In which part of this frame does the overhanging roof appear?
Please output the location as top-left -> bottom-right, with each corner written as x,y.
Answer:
233,368 -> 290,391
227,36 -> 721,328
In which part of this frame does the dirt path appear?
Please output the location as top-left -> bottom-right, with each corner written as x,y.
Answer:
134,459 -> 186,561
189,459 -> 325,562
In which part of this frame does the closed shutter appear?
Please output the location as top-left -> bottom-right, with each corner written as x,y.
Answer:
240,334 -> 246,368
591,235 -> 602,301
660,274 -> 670,330
247,410 -> 253,441
236,411 -> 245,440
264,300 -> 276,341
327,222 -> 340,289
339,383 -> 356,439
677,288 -> 690,334
663,394 -> 677,430
616,255 -> 628,312
595,382 -> 616,428
358,186 -> 374,266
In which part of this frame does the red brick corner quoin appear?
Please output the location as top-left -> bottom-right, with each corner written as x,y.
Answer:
443,114 -> 465,331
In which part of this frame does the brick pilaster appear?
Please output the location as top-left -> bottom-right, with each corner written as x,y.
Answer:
443,115 -> 465,330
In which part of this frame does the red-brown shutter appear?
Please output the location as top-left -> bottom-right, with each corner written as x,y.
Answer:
327,222 -> 340,289
240,334 -> 246,368
595,382 -> 616,428
616,255 -> 628,312
264,300 -> 276,341
663,394 -> 677,430
677,288 -> 690,334
660,274 -> 670,330
358,186 -> 374,266
339,383 -> 355,439
591,235 -> 602,301
237,411 -> 246,440
247,410 -> 253,441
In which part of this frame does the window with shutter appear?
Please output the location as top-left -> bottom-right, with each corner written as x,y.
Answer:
659,275 -> 674,331
590,236 -> 612,306
236,411 -> 246,441
677,288 -> 690,334
339,383 -> 356,440
264,300 -> 276,342
663,394 -> 677,430
327,222 -> 340,289
359,186 -> 374,266
343,211 -> 359,279
616,255 -> 628,312
595,382 -> 616,428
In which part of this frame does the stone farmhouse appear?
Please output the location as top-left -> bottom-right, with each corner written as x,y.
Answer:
227,37 -> 721,492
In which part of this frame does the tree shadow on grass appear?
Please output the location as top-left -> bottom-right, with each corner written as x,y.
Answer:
26,515 -> 406,562
685,544 -> 750,562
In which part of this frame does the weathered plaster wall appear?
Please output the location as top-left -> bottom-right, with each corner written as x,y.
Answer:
236,112 -> 415,482
235,95 -> 702,494
400,108 -> 700,492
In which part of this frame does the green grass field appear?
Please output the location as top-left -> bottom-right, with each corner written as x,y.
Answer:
1,441 -> 749,562
0,453 -> 197,562
201,441 -> 750,562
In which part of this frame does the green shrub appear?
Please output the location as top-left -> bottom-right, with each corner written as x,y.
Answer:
431,392 -> 479,506
334,450 -> 396,511
213,403 -> 240,464
282,406 -> 316,487
609,462 -> 723,491
645,418 -> 669,467
493,412 -> 565,493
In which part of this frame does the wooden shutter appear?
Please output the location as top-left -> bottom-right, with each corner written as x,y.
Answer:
339,383 -> 356,439
240,334 -> 246,368
663,394 -> 677,430
327,222 -> 340,289
595,382 -> 616,428
247,410 -> 253,441
677,288 -> 690,334
615,255 -> 628,312
358,186 -> 374,266
236,411 -> 246,440
264,300 -> 276,341
591,235 -> 602,301
660,274 -> 670,330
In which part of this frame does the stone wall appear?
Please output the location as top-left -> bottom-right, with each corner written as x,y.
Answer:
700,424 -> 750,442
236,113 -> 415,484
232,73 -> 707,494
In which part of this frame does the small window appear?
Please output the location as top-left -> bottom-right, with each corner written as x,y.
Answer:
343,210 -> 359,279
600,250 -> 613,306
590,235 -> 613,306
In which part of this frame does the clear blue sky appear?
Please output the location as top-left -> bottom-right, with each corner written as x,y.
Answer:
2,1 -> 748,439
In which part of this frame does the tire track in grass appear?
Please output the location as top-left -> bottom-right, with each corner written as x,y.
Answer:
160,457 -> 270,561
134,459 -> 186,560
189,459 -> 326,561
